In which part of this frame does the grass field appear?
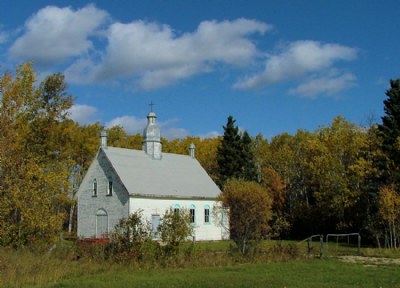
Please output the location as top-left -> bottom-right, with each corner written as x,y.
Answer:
1,240 -> 399,288
48,259 -> 400,288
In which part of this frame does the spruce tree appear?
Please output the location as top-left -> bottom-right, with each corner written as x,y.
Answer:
241,130 -> 258,182
217,116 -> 243,186
217,116 -> 258,187
378,79 -> 400,182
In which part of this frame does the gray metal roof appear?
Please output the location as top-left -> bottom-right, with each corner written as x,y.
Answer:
102,147 -> 221,199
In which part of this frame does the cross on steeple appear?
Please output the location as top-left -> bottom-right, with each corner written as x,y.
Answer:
149,101 -> 155,112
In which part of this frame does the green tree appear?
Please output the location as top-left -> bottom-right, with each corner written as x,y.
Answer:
220,179 -> 273,254
241,131 -> 258,182
378,79 -> 400,183
217,116 -> 257,186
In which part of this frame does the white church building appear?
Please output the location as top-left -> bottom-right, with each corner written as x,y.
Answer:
77,111 -> 228,241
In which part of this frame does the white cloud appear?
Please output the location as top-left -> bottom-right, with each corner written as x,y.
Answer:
162,127 -> 190,140
68,104 -> 99,124
9,5 -> 108,65
139,65 -> 209,90
105,115 -> 147,135
234,40 -> 358,91
64,58 -> 96,84
105,114 -> 190,139
289,72 -> 356,98
199,131 -> 220,139
71,18 -> 270,89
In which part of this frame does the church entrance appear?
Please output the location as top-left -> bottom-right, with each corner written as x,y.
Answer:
96,209 -> 108,238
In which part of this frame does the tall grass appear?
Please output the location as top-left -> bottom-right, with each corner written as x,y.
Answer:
1,240 -> 399,287
0,246 -> 114,288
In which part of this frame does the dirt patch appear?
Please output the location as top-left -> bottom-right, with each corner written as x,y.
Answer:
338,255 -> 400,266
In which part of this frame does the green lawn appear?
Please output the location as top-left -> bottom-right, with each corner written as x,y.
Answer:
48,259 -> 400,288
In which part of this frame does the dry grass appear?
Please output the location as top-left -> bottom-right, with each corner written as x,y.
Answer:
338,255 -> 400,266
1,240 -> 399,287
0,246 -> 115,288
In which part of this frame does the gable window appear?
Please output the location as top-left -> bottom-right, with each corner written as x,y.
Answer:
107,177 -> 113,196
92,179 -> 97,197
189,205 -> 196,223
204,207 -> 210,223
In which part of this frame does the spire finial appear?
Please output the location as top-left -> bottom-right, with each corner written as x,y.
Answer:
149,101 -> 155,112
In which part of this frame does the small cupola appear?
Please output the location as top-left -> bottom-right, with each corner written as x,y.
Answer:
100,130 -> 108,149
189,143 -> 195,159
142,111 -> 162,159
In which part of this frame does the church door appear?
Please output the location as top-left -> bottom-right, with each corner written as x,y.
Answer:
96,209 -> 108,238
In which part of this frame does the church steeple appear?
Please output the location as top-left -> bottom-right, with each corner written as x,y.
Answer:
142,109 -> 162,159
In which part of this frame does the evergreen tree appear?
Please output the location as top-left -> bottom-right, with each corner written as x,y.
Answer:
241,131 -> 258,182
217,116 -> 243,186
217,116 -> 258,187
378,79 -> 400,182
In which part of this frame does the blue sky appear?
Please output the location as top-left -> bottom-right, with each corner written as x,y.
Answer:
0,0 -> 399,139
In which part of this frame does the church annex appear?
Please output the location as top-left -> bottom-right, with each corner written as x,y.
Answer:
77,111 -> 228,241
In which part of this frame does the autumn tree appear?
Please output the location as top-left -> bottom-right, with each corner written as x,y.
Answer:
220,179 -> 273,254
261,117 -> 372,237
378,185 -> 400,248
260,167 -> 289,238
0,63 -> 73,247
157,208 -> 193,255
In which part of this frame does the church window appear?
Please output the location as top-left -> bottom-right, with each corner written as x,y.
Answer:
92,179 -> 97,197
189,205 -> 196,223
107,177 -> 113,196
152,214 -> 160,238
173,204 -> 180,213
204,206 -> 210,223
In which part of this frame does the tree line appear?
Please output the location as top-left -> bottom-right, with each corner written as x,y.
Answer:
0,63 -> 399,250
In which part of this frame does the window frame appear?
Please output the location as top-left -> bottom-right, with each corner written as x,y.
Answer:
189,205 -> 196,224
173,204 -> 180,213
92,178 -> 97,197
107,177 -> 113,196
204,206 -> 210,224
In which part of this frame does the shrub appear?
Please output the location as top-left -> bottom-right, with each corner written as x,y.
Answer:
157,208 -> 194,257
106,210 -> 153,263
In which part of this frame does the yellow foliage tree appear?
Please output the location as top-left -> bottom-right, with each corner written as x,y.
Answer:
220,179 -> 273,254
0,63 -> 73,247
378,185 -> 400,248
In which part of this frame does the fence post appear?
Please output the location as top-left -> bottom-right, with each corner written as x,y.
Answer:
319,235 -> 323,258
358,234 -> 361,255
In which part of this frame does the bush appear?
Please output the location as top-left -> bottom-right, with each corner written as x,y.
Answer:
106,210 -> 153,263
157,208 -> 194,257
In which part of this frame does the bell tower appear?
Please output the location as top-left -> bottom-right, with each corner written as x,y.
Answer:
142,104 -> 162,159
